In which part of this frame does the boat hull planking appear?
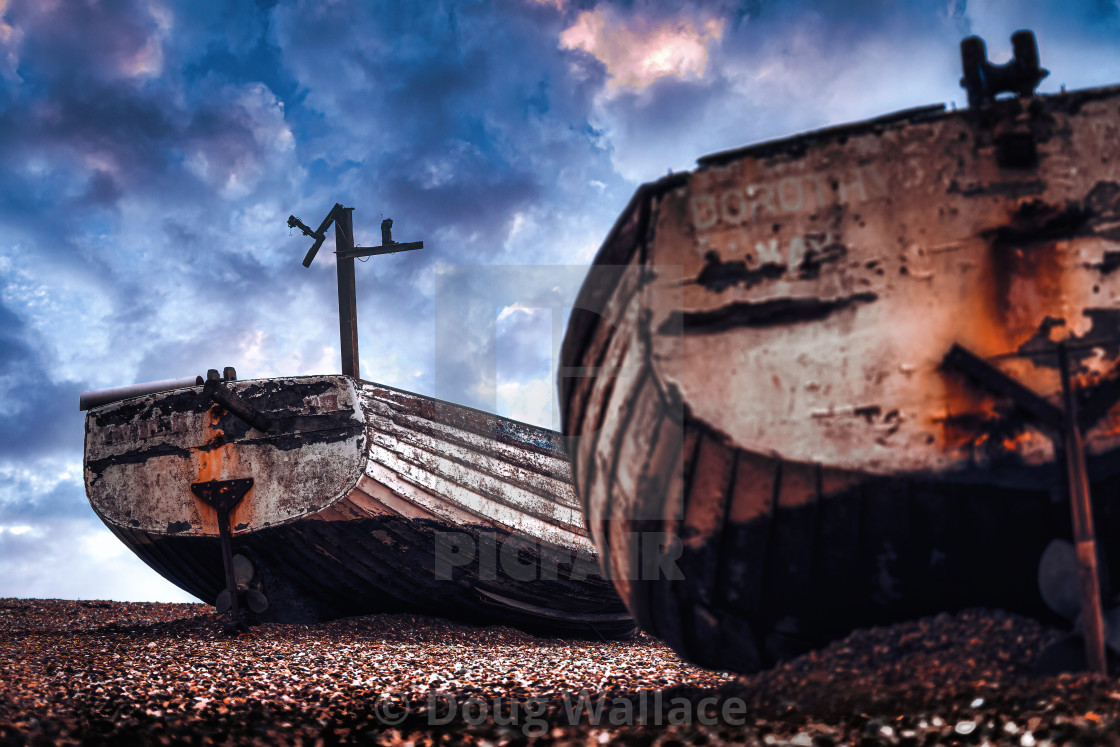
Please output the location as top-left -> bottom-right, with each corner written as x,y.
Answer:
560,85 -> 1120,670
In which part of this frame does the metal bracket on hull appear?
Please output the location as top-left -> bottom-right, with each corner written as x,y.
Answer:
943,343 -> 1109,674
943,345 -> 1063,433
203,372 -> 272,432
960,31 -> 1048,109
190,477 -> 267,633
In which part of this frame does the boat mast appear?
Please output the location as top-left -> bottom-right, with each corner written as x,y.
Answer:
287,204 -> 423,379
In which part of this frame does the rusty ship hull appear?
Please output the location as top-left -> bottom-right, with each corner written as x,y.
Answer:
84,375 -> 634,637
559,84 -> 1120,671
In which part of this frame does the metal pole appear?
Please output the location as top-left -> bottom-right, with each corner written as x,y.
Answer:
335,207 -> 359,378
216,507 -> 241,624
1058,342 -> 1108,674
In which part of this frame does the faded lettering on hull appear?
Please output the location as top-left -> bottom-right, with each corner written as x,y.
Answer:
640,91 -> 1120,474
689,167 -> 881,233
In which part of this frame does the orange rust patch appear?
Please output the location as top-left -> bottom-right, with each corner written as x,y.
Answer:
981,203 -> 1073,343
191,406 -> 253,533
934,372 -> 1001,452
1000,431 -> 1034,452
191,409 -> 223,534
931,205 -> 1077,455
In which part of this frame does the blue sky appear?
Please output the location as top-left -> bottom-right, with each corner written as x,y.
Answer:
1,0 -> 1118,603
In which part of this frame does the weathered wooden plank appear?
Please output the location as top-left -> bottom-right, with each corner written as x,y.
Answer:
85,376 -> 367,535
644,428 -> 699,656
363,403 -> 576,506
681,432 -> 736,552
676,431 -> 737,665
591,360 -> 651,601
609,397 -> 684,635
575,323 -> 636,545
363,383 -> 567,460
718,449 -> 779,616
559,184 -> 659,410
364,451 -> 589,551
585,324 -> 648,570
561,260 -> 647,499
561,260 -> 646,436
363,394 -> 573,472
347,474 -> 440,521
368,432 -> 582,529
600,367 -> 663,603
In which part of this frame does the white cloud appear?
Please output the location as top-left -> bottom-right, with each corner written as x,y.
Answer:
496,302 -> 539,323
0,521 -> 197,602
496,376 -> 555,430
0,458 -> 82,502
80,527 -> 125,559
561,8 -> 723,92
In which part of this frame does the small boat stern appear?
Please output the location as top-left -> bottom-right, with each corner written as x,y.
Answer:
83,375 -> 367,537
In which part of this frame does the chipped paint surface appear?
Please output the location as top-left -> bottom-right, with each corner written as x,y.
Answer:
643,86 -> 1120,474
85,376 -> 367,535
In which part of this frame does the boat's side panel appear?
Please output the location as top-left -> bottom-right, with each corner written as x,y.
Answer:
644,88 -> 1120,475
84,376 -> 367,536
358,382 -> 594,552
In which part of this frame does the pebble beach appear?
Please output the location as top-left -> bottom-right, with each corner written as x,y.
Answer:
3,598 -> 1120,745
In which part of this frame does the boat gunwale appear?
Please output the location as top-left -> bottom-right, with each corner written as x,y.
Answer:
695,83 -> 1120,168
358,378 -> 571,460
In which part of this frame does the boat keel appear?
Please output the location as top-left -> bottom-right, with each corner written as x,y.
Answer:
190,477 -> 268,634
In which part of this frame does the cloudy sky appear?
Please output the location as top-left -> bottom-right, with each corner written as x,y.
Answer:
1,0 -> 1118,604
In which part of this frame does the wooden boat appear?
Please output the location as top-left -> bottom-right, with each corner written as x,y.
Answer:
83,373 -> 635,637
558,68 -> 1120,670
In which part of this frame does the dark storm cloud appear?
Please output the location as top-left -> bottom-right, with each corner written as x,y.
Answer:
4,0 -> 163,82
0,0 -> 299,235
0,298 -> 83,460
271,0 -> 618,259
0,1 -> 176,188
0,0 -> 320,394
